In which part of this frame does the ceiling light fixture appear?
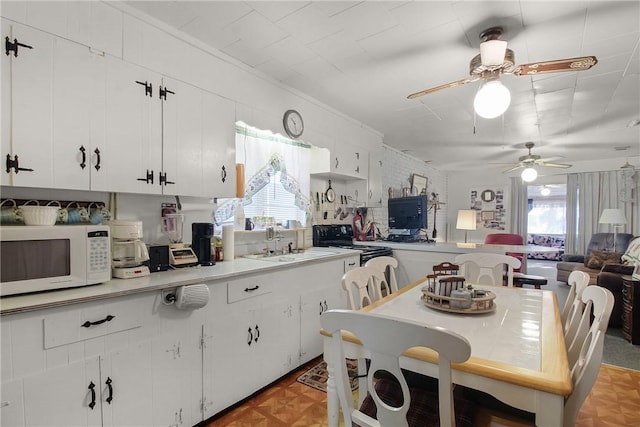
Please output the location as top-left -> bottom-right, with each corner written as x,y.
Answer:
521,167 -> 538,182
540,186 -> 551,196
474,78 -> 511,119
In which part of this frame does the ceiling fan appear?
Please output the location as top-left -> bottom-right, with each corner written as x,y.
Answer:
407,27 -> 598,118
502,142 -> 572,174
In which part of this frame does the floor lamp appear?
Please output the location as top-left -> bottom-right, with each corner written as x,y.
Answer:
599,208 -> 627,252
456,210 -> 477,243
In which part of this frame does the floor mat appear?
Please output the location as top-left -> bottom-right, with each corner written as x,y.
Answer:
296,358 -> 359,393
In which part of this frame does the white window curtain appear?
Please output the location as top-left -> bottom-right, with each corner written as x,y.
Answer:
565,170 -> 638,254
509,177 -> 528,240
214,122 -> 311,226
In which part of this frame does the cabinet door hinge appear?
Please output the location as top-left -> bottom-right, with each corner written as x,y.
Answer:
5,154 -> 34,173
159,85 -> 175,100
160,171 -> 175,186
135,80 -> 153,97
5,37 -> 33,57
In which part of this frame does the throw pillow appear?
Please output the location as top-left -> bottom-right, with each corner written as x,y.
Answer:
585,250 -> 622,269
621,237 -> 640,266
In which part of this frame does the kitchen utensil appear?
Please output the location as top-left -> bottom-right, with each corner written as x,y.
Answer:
325,180 -> 335,203
161,213 -> 185,243
245,218 -> 254,230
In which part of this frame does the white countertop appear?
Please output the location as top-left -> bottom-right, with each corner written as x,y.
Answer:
0,248 -> 359,316
356,240 -> 559,254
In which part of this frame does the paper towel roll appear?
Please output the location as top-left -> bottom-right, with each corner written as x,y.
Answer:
222,224 -> 235,260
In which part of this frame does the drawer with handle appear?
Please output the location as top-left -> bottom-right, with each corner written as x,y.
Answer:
44,298 -> 142,349
227,274 -> 274,304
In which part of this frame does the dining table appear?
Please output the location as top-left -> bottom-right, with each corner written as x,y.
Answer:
322,278 -> 572,426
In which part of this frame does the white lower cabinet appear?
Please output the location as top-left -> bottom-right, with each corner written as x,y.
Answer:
0,255 -> 359,426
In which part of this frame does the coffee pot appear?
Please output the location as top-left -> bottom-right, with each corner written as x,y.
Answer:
105,220 -> 150,278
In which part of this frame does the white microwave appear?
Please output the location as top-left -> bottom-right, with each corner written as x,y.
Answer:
0,225 -> 111,296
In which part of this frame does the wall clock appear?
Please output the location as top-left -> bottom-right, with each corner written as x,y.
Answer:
283,109 -> 304,139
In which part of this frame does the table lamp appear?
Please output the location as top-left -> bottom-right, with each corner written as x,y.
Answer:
598,208 -> 627,252
456,210 -> 477,243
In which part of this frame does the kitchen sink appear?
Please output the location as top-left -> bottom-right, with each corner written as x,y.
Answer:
243,250 -> 338,262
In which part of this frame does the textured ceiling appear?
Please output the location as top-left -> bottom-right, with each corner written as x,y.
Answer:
126,1 -> 640,173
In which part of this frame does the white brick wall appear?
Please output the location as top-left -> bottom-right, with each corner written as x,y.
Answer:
368,145 -> 448,241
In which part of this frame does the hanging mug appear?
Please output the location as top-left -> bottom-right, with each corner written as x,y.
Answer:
61,202 -> 89,224
89,203 -> 111,225
0,199 -> 22,224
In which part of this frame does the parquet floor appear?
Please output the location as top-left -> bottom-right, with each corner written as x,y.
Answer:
204,358 -> 640,427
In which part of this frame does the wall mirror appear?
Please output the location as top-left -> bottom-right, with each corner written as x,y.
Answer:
411,174 -> 428,195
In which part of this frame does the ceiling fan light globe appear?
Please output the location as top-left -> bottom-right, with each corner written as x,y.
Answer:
540,186 -> 551,196
474,80 -> 511,119
521,167 -> 538,182
480,40 -> 508,66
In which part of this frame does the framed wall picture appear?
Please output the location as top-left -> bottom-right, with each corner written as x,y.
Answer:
481,210 -> 495,221
411,174 -> 428,195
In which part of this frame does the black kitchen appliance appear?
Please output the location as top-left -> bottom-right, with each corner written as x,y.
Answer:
147,245 -> 170,272
312,224 -> 393,265
192,223 -> 215,266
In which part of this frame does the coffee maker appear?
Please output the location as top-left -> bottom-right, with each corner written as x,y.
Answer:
106,220 -> 150,279
192,222 -> 215,266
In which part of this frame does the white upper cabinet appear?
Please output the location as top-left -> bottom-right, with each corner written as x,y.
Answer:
100,56 -> 163,194
162,77 -> 236,198
367,147 -> 384,207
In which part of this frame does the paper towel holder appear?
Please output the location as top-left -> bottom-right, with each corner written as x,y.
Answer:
162,284 -> 210,310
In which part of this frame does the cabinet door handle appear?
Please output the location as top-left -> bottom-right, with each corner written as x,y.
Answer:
348,262 -> 356,266
5,37 -> 33,57
79,146 -> 87,169
323,300 -> 328,311
81,314 -> 115,328
247,327 -> 253,346
221,165 -> 227,183
105,377 -> 113,404
93,148 -> 101,171
319,301 -> 323,315
335,157 -> 339,169
254,325 -> 260,343
88,381 -> 96,410
244,285 -> 260,292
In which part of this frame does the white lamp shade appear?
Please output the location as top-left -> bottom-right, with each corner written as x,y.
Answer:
599,209 -> 627,225
480,40 -> 508,66
456,210 -> 477,230
474,80 -> 511,119
521,167 -> 538,182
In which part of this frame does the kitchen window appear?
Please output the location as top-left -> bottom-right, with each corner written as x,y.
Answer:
214,122 -> 311,227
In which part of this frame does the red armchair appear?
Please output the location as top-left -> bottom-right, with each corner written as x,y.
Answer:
484,233 -> 524,272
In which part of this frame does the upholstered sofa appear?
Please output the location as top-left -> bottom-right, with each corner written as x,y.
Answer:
555,233 -> 634,283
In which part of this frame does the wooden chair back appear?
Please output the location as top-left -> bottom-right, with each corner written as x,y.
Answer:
364,256 -> 399,298
432,261 -> 460,276
321,309 -> 471,427
454,253 -> 521,286
563,271 -> 590,347
341,266 -> 385,310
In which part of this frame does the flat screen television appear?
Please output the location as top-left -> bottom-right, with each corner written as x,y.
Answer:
388,195 -> 428,232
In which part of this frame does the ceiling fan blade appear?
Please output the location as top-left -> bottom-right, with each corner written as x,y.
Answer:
407,77 -> 476,99
502,164 -> 523,173
513,56 -> 597,76
538,161 -> 572,169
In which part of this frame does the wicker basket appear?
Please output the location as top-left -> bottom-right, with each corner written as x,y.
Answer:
21,205 -> 60,226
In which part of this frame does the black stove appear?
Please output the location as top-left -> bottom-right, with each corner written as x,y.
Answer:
312,225 -> 393,265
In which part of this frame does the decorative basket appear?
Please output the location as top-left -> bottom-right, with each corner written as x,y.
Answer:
21,201 -> 60,226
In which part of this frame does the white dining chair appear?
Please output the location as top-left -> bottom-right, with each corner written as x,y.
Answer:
454,252 -> 521,287
566,284 -> 615,371
364,256 -> 398,298
561,270 -> 590,327
321,309 -> 473,427
341,266 -> 385,311
562,271 -> 590,349
471,285 -> 614,427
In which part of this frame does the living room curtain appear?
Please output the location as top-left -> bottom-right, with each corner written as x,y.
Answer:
509,177 -> 528,240
565,170 -> 637,254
